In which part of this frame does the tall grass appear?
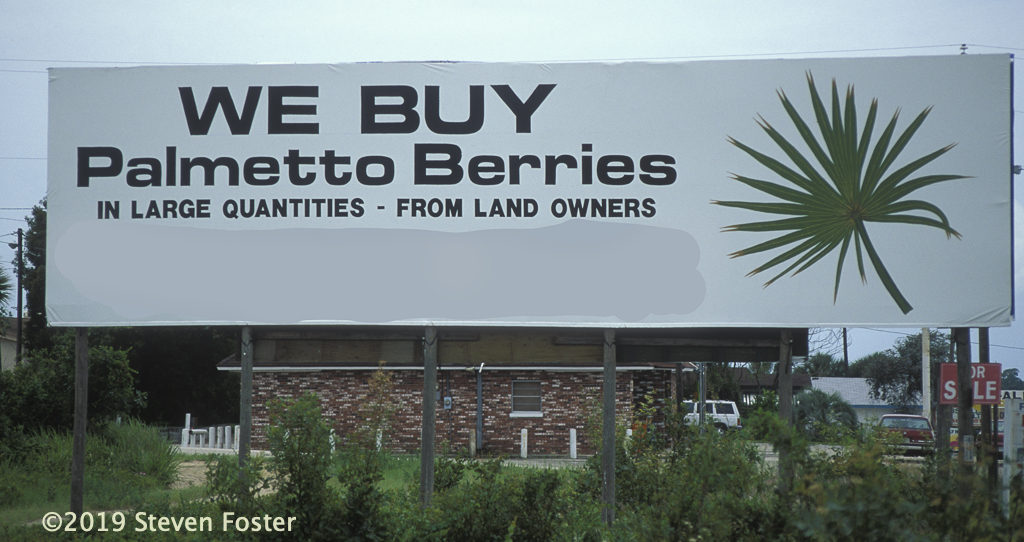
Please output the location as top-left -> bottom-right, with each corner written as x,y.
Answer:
0,419 -> 183,522
94,419 -> 182,487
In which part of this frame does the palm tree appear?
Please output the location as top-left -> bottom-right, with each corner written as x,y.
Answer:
795,388 -> 858,441
0,267 -> 10,314
715,73 -> 967,314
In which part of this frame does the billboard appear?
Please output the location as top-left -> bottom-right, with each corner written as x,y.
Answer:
46,55 -> 1013,327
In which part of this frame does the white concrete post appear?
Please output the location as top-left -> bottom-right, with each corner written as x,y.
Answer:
570,428 -> 577,459
469,428 -> 477,458
181,413 -> 191,446
520,428 -> 528,459
233,425 -> 240,450
225,425 -> 233,450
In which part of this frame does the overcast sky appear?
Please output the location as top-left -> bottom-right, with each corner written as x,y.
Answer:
1,0 -> 1022,370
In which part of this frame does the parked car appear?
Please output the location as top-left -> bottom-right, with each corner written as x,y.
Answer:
879,414 -> 934,455
682,400 -> 742,432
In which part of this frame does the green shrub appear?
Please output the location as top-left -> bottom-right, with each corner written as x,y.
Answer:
738,408 -> 780,441
789,434 -> 965,541
335,441 -> 391,540
432,453 -> 469,492
266,392 -> 340,540
204,453 -> 271,517
914,458 -> 1014,541
633,428 -> 775,541
424,459 -> 601,542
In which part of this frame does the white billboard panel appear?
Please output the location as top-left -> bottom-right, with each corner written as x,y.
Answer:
46,55 -> 1013,327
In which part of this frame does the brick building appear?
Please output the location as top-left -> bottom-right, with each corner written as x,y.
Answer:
219,327 -> 804,456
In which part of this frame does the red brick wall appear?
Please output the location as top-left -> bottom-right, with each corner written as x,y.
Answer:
252,369 -> 670,455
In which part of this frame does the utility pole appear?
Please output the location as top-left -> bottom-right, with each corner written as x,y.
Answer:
954,328 -> 974,470
15,228 -> 23,364
979,328 -> 996,491
934,329 -> 952,460
922,328 -> 931,424
842,328 -> 849,373
778,329 -> 794,494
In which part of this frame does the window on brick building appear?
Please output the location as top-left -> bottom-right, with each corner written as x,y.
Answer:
511,381 -> 542,416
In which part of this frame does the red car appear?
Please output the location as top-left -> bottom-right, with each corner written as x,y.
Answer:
880,414 -> 935,455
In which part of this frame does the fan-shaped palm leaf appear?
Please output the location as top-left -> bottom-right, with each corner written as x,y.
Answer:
715,73 -> 967,314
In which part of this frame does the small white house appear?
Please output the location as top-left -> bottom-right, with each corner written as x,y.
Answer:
0,319 -> 17,371
810,377 -> 921,425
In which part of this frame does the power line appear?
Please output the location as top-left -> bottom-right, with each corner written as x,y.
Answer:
0,42 -> 1013,68
963,43 -> 1024,52
0,57 -> 217,66
859,327 -> 1024,353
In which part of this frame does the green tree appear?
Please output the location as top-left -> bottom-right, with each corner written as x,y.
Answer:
0,331 -> 141,435
850,330 -> 950,409
706,362 -> 742,401
1003,368 -> 1024,390
794,388 -> 858,441
0,267 -> 10,315
22,202 -> 52,351
796,352 -> 847,376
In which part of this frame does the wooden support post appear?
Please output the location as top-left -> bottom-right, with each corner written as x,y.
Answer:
954,327 -> 974,469
777,329 -> 794,494
239,327 -> 253,479
70,328 -> 89,514
674,362 -> 684,410
601,329 -> 616,526
420,326 -> 437,507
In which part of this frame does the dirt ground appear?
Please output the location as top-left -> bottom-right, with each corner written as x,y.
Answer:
172,460 -> 208,489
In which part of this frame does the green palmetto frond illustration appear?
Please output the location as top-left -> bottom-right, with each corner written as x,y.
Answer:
715,73 -> 967,314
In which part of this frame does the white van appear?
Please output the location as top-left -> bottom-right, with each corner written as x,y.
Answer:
682,400 -> 742,431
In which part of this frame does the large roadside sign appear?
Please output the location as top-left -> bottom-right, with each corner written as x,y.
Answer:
940,363 -> 1002,405
46,55 -> 1014,327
